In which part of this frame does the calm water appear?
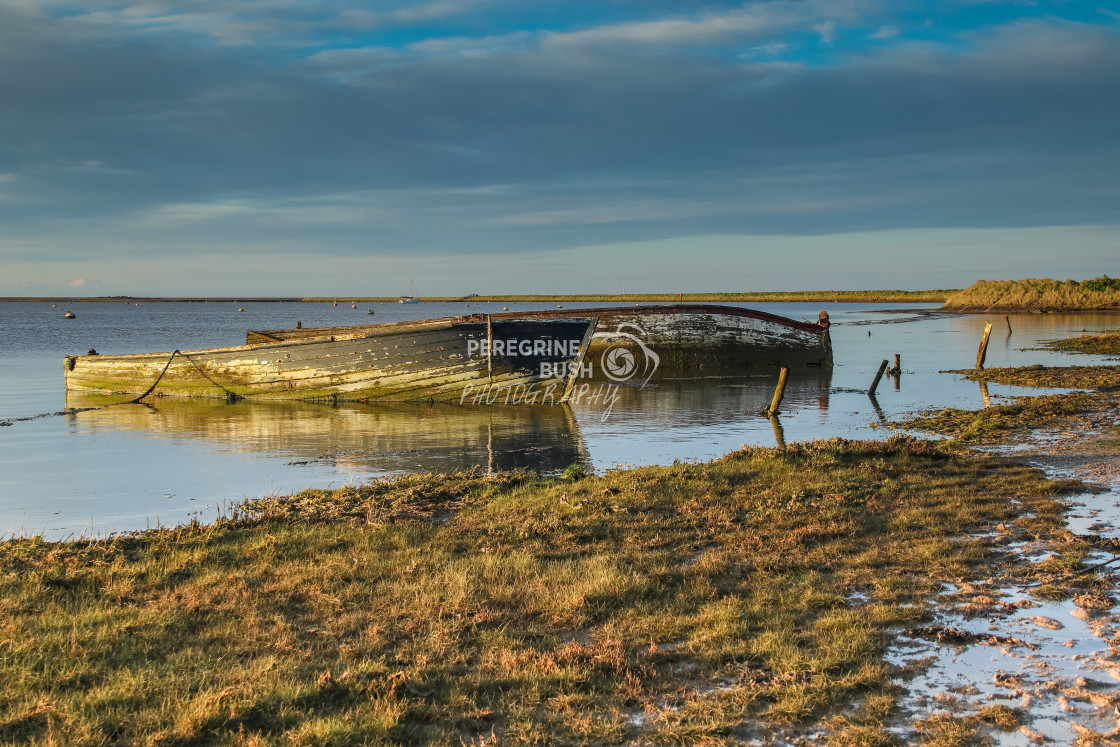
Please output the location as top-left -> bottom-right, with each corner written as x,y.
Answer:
1,300 -> 1116,539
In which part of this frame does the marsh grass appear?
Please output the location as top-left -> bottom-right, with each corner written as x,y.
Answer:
943,278 -> 1120,311
1040,329 -> 1120,357
946,365 -> 1120,391
0,439 -> 1069,745
893,394 -> 1105,443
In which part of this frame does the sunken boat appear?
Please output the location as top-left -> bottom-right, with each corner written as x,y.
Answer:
64,314 -> 597,404
513,304 -> 832,375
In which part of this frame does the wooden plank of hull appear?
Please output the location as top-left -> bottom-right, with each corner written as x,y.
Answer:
65,318 -> 594,403
247,304 -> 832,372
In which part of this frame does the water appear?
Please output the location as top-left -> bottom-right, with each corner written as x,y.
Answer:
1,300 -> 1116,539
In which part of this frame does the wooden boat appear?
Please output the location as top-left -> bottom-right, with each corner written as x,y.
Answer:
490,304 -> 832,375
64,314 -> 597,404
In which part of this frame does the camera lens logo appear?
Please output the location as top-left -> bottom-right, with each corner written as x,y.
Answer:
599,324 -> 659,386
602,347 -> 637,379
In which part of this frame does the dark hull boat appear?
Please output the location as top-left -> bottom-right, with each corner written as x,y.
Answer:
504,304 -> 831,375
65,315 -> 597,404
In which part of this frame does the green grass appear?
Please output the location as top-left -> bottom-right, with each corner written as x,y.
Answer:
945,365 -> 1120,391
0,438 -> 1070,745
1039,330 -> 1120,357
893,393 -> 1102,443
943,277 -> 1120,311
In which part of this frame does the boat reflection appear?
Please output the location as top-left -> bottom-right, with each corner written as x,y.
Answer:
62,365 -> 831,477
566,366 -> 833,426
65,395 -> 589,475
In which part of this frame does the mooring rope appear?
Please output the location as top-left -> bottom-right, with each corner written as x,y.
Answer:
124,350 -> 183,404
0,349 -> 184,427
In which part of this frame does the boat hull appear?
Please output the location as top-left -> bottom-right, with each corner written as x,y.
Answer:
65,317 -> 595,403
563,304 -> 831,372
250,305 -> 831,378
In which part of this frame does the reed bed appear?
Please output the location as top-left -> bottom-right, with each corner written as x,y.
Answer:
943,277 -> 1120,312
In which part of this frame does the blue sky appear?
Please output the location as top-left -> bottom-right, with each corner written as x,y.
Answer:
1,0 -> 1117,296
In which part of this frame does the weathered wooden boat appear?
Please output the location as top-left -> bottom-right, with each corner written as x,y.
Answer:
506,304 -> 832,375
64,314 -> 597,403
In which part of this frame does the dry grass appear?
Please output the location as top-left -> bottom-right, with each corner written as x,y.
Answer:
943,278 -> 1120,311
0,439 -> 1070,745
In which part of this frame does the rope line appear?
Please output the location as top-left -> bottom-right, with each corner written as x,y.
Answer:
124,350 -> 182,404
0,349 -> 184,427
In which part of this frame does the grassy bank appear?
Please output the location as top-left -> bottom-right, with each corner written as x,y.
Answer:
302,290 -> 954,304
894,393 -> 1102,444
897,363 -> 1120,443
942,277 -> 1120,312
946,364 -> 1120,391
0,439 -> 1071,745
1040,329 -> 1120,357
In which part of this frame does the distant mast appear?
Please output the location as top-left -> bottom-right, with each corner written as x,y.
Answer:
400,279 -> 420,304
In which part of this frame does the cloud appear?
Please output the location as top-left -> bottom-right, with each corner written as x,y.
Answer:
0,2 -> 1118,294
540,1 -> 870,50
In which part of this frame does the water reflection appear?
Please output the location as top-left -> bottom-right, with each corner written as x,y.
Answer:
7,303 -> 1119,538
568,365 -> 833,426
65,396 -> 589,475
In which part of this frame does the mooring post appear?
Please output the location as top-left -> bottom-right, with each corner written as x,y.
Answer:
763,366 -> 789,417
868,359 -> 889,395
892,354 -> 901,376
976,321 -> 993,369
1005,316 -> 1012,335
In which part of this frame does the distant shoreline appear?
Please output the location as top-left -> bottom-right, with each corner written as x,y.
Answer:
0,290 -> 954,304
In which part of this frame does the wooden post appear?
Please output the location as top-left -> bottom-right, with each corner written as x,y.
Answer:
763,366 -> 789,417
976,321 -> 993,369
868,359 -> 889,395
892,354 -> 901,375
1005,316 -> 1012,335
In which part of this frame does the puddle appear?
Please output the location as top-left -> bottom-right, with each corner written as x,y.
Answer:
887,454 -> 1120,745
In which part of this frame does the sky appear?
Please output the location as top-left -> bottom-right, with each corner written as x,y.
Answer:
0,0 -> 1118,296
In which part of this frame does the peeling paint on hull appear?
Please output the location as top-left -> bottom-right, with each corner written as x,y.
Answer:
250,305 -> 832,376
559,305 -> 832,371
65,316 -> 596,403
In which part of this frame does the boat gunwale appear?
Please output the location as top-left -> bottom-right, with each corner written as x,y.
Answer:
69,314 -> 598,362
249,304 -> 828,341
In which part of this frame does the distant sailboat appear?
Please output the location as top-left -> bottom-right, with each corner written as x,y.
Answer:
399,279 -> 420,304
